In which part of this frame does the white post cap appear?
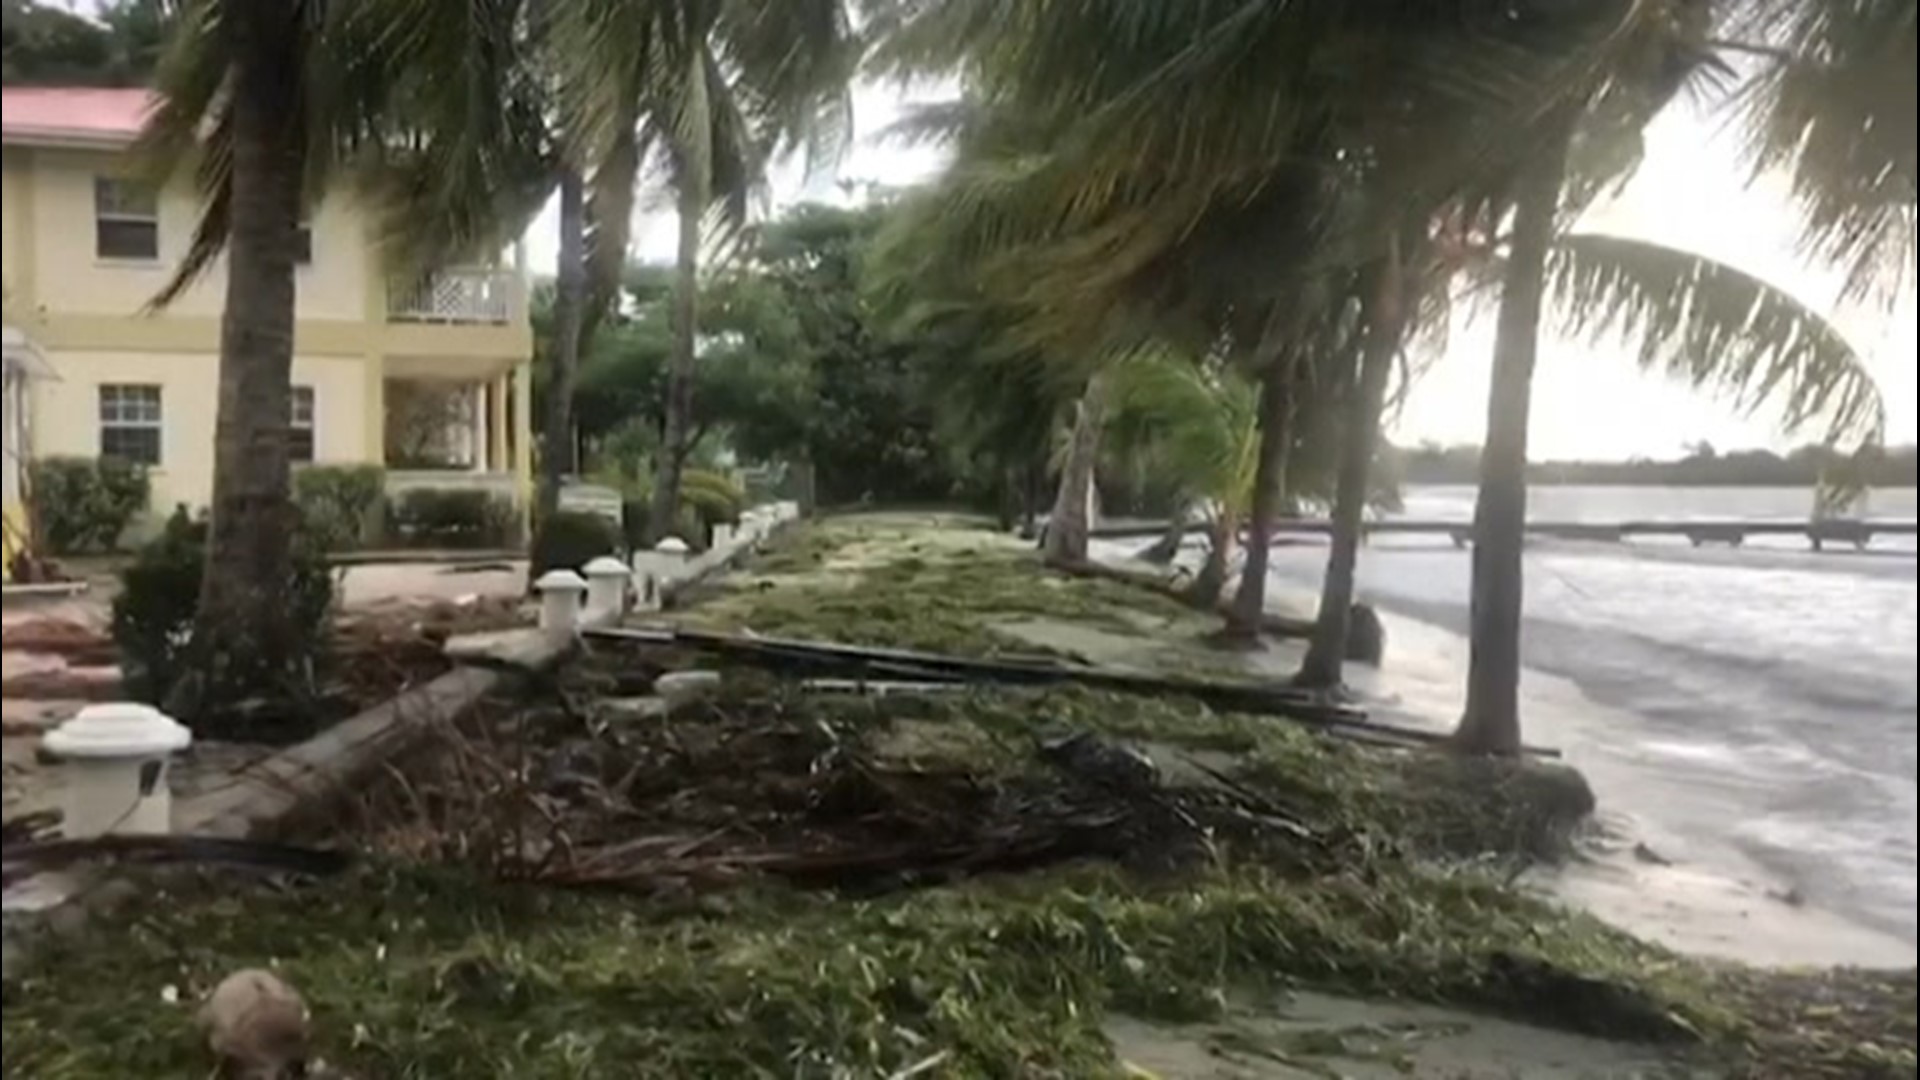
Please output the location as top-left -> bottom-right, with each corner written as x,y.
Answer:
534,568 -> 589,592
655,537 -> 691,556
44,703 -> 192,759
582,556 -> 629,579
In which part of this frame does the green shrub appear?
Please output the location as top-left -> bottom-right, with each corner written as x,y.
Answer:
532,510 -> 623,576
675,469 -> 747,547
111,506 -> 334,714
28,456 -> 151,554
385,488 -> 518,549
294,465 -> 386,552
681,469 -> 746,524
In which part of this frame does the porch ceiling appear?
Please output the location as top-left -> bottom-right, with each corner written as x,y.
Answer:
384,353 -> 519,380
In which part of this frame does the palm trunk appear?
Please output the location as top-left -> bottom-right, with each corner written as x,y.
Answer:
1296,251 -> 1408,689
647,156 -> 706,544
1224,363 -> 1294,641
1454,123 -> 1572,756
537,167 -> 585,528
189,1 -> 303,711
1041,374 -> 1109,567
1187,515 -> 1234,606
1020,460 -> 1042,540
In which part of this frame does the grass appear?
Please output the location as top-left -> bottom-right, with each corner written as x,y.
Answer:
4,515 -> 1913,1079
681,517 -> 1198,657
1,860 -> 1704,1079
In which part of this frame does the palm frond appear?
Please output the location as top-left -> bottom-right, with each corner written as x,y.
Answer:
1548,232 -> 1886,447
1105,349 -> 1260,511
1734,0 -> 1917,302
139,0 -> 552,306
135,0 -> 231,306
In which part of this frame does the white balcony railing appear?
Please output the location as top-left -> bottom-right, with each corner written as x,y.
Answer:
387,269 -> 523,325
384,469 -> 522,504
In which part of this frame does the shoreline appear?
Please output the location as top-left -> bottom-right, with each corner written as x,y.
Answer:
1231,559 -> 1919,970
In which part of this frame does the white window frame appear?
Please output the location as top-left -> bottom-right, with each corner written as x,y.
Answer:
94,178 -> 160,262
99,384 -> 163,465
291,385 -> 316,462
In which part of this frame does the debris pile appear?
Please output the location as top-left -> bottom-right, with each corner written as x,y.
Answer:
347,666 -> 1344,899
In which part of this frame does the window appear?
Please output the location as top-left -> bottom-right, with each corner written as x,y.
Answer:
290,386 -> 315,463
99,385 -> 162,465
94,178 -> 159,261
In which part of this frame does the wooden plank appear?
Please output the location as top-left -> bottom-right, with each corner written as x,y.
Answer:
583,626 -> 1560,757
1092,518 -> 1920,543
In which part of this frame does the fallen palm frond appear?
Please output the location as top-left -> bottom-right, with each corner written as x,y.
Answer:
1,835 -> 351,889
583,625 -> 1559,758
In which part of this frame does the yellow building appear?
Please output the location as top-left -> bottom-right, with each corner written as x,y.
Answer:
2,88 -> 534,559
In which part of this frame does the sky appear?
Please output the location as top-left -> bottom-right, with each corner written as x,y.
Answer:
529,83 -> 1919,463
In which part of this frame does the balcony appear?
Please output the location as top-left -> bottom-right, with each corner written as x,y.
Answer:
387,269 -> 524,325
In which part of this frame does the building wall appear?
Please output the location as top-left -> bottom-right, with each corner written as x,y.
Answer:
28,349 -> 370,522
2,152 -> 27,317
23,147 -> 370,323
5,137 -> 535,538
7,142 -> 530,363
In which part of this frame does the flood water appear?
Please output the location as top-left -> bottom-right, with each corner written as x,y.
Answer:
1260,485 -> 1918,950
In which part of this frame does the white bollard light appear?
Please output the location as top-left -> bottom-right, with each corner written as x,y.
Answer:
656,530 -> 695,588
581,556 -> 630,626
534,568 -> 589,633
43,702 -> 192,838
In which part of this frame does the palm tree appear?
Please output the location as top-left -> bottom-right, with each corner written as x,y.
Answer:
1039,374 -> 1108,566
554,0 -> 862,544
1453,119 -> 1574,752
1294,241 -> 1417,687
1450,0 -> 1906,753
1121,353 -> 1267,607
1103,350 -> 1262,605
140,0 -> 540,710
875,1 -> 1687,654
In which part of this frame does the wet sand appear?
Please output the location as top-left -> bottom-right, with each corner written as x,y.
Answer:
1107,992 -> 1709,1079
1345,599 -> 1916,970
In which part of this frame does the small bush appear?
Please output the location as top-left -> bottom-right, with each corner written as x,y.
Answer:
681,469 -> 746,526
386,488 -> 518,549
28,456 -> 151,554
294,465 -> 386,552
532,510 -> 622,576
111,506 -> 334,713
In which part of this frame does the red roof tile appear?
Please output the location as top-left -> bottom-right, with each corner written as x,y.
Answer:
2,87 -> 155,143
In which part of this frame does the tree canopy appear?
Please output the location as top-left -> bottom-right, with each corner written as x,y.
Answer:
2,0 -> 167,86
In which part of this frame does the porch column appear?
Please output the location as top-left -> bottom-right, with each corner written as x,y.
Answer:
363,354 -> 386,466
470,382 -> 488,472
360,225 -> 388,469
489,373 -> 509,472
513,361 -> 534,536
